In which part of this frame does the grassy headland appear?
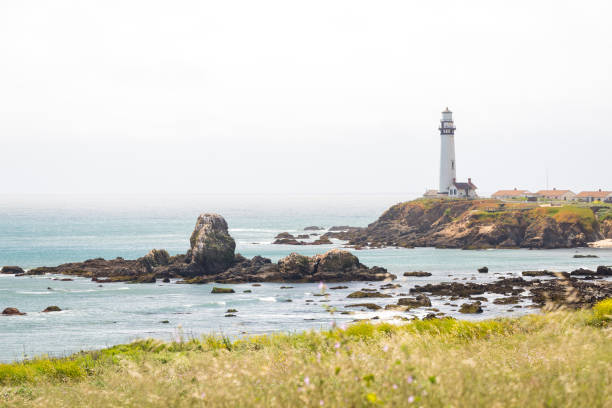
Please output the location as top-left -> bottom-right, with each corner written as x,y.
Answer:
335,198 -> 609,249
1,300 -> 611,407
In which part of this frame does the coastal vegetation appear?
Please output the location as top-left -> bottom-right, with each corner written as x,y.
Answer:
1,299 -> 611,407
334,198 -> 609,249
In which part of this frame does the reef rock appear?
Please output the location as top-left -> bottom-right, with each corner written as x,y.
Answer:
397,294 -> 432,308
1,266 -> 24,274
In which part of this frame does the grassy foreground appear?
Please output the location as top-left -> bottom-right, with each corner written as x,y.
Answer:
1,300 -> 611,408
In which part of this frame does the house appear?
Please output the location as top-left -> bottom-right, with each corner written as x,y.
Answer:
448,178 -> 478,198
575,190 -> 612,203
491,188 -> 533,200
535,189 -> 576,201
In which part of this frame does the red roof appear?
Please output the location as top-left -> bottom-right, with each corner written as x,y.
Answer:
576,190 -> 612,198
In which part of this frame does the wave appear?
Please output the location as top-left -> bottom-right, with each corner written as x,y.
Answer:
16,291 -> 53,295
258,297 -> 277,302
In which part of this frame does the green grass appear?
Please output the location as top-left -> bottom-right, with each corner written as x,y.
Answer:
1,300 -> 611,407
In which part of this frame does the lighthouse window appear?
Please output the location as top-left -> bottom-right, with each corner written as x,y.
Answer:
451,161 -> 454,169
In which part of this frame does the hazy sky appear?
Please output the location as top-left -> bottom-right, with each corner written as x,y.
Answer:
1,0 -> 610,196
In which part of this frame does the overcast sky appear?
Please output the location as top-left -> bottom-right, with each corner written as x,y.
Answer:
1,0 -> 610,196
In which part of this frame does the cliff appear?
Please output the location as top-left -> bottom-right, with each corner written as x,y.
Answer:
333,199 -> 605,249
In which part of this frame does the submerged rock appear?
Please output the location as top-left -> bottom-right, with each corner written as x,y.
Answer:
347,291 -> 392,299
345,303 -> 381,310
459,302 -> 483,314
523,270 -> 569,278
403,271 -> 432,277
211,287 -> 235,294
397,294 -> 432,308
2,307 -> 25,316
42,306 -> 62,312
478,267 -> 489,273
493,296 -> 520,305
275,232 -> 296,240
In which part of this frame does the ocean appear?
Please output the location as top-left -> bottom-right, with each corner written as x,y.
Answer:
1,193 -> 611,363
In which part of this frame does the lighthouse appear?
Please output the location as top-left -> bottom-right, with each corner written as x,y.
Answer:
422,108 -> 477,199
438,107 -> 456,193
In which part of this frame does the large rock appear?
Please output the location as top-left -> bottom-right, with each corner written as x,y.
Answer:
140,249 -> 170,270
189,213 -> 236,274
1,266 -> 24,274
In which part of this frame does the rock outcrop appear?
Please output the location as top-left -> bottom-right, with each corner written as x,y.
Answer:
331,199 -> 604,249
197,249 -> 395,283
190,213 -> 236,274
24,215 -> 391,284
1,266 -> 25,274
602,219 -> 612,239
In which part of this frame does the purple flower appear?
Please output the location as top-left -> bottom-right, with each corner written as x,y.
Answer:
408,396 -> 415,403
392,384 -> 398,390
383,345 -> 389,352
334,342 -> 340,349
319,400 -> 324,406
407,375 -> 413,384
318,282 -> 325,290
304,376 -> 310,385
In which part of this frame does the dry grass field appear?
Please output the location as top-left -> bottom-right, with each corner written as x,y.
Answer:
1,299 -> 611,407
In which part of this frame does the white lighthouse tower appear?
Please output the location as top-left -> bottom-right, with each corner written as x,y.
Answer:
438,107 -> 456,193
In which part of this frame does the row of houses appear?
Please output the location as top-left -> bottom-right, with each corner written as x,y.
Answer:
491,188 -> 612,203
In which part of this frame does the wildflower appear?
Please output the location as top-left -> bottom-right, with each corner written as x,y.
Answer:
408,395 -> 415,403
319,400 -> 324,406
304,376 -> 310,386
318,282 -> 325,290
392,384 -> 398,390
317,352 -> 321,362
383,345 -> 389,352
339,323 -> 347,331
334,342 -> 340,349
407,375 -> 413,384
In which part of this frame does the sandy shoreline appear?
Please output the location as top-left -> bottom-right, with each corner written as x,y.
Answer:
588,239 -> 612,248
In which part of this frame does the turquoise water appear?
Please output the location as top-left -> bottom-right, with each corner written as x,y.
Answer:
1,194 -> 611,363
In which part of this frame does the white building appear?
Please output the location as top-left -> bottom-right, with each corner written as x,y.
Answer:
575,190 -> 612,203
439,107 -> 457,193
425,108 -> 477,198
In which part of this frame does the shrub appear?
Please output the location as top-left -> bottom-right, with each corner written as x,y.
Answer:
591,298 -> 612,326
